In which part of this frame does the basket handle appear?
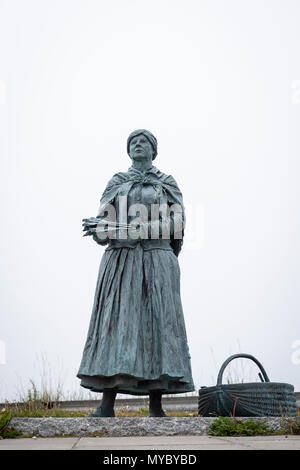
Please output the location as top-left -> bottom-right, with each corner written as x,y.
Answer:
217,353 -> 270,386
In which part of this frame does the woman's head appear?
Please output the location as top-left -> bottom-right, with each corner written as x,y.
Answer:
127,129 -> 157,161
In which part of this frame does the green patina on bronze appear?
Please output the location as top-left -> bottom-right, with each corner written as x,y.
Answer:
77,130 -> 194,417
198,354 -> 297,417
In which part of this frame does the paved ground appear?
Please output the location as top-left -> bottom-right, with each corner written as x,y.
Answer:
0,435 -> 300,450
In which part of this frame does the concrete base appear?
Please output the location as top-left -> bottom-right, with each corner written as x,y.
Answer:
9,416 -> 300,438
1,435 -> 300,450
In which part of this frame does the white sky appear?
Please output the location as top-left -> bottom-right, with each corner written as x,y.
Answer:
1,0 -> 300,402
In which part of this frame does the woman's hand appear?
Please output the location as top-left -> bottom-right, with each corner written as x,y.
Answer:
82,217 -> 98,236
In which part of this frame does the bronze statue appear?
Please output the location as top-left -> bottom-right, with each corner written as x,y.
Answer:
77,130 -> 194,417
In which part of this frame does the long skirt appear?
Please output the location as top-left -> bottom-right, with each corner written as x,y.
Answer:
77,244 -> 195,395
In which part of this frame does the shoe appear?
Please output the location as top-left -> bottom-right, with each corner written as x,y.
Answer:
88,405 -> 115,417
149,408 -> 167,417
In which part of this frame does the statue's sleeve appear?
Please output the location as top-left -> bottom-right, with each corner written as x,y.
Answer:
163,175 -> 185,256
144,174 -> 184,256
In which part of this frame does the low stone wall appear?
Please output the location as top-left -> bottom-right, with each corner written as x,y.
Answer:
10,417 -> 300,438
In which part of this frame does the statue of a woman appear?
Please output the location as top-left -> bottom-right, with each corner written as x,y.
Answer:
77,130 -> 194,417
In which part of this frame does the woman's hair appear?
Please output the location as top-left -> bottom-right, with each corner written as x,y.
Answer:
127,129 -> 157,160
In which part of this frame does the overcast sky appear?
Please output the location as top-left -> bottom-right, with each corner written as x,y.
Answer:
1,0 -> 300,402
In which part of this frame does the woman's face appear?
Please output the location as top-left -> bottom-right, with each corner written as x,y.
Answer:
129,134 -> 154,161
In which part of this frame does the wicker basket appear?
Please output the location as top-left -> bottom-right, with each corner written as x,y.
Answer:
198,353 -> 297,417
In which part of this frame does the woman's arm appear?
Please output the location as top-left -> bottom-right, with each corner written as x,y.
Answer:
82,216 -> 111,245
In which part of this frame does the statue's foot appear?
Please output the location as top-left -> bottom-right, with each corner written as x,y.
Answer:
88,405 -> 115,418
149,408 -> 167,417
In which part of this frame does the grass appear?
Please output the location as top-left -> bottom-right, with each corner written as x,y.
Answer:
2,402 -> 199,419
1,378 -> 197,421
276,418 -> 300,436
115,407 -> 198,418
0,411 -> 23,439
208,416 -> 271,437
208,415 -> 300,437
1,361 -> 200,422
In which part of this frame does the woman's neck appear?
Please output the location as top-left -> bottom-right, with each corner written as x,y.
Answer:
131,159 -> 153,173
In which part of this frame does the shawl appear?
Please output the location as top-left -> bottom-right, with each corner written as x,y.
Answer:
84,165 -> 185,256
